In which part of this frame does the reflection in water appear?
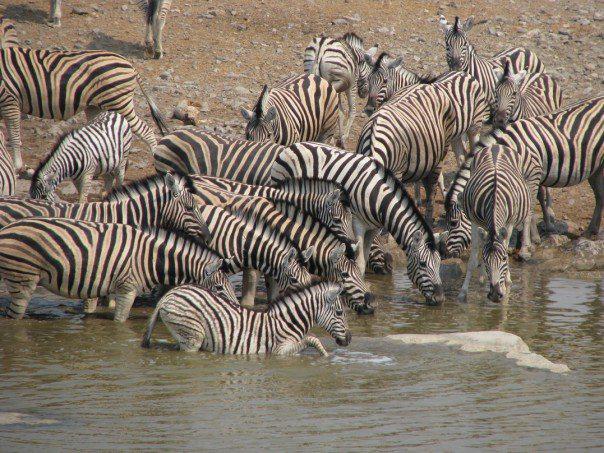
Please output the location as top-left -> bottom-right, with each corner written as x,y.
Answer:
0,268 -> 602,449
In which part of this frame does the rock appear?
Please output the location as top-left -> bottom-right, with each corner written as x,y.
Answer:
172,99 -> 201,126
234,86 -> 250,95
576,18 -> 591,26
331,18 -> 348,26
542,234 -> 570,248
525,28 -> 541,38
594,12 -> 603,21
72,6 -> 89,15
159,70 -> 172,80
121,5 -> 128,11
200,101 -> 210,113
376,26 -> 396,35
200,13 -> 215,19
572,238 -> 604,256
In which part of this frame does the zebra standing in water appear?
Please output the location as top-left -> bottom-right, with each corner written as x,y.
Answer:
0,218 -> 225,321
271,142 -> 444,305
304,33 -> 378,145
458,145 -> 533,302
439,15 -> 545,106
241,74 -> 341,147
142,282 -> 350,355
0,47 -> 167,172
29,112 -> 132,203
444,96 -> 604,261
357,71 -> 490,225
0,17 -> 17,47
0,131 -> 15,195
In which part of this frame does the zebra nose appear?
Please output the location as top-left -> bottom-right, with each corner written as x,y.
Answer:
488,284 -> 505,302
364,105 -> 374,116
336,331 -> 351,346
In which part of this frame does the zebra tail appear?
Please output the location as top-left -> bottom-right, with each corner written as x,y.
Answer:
136,75 -> 171,136
141,296 -> 163,348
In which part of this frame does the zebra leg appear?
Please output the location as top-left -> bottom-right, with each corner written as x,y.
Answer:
414,183 -> 422,208
458,224 -> 482,303
530,213 -> 541,245
304,335 -> 329,356
153,2 -> 169,59
438,171 -> 446,200
336,93 -> 347,148
112,289 -> 138,322
361,229 -> 379,277
5,278 -> 38,319
160,310 -> 205,352
82,298 -> 98,313
240,269 -> 259,307
586,171 -> 603,237
117,102 -> 158,152
537,186 -> 553,233
519,216 -> 533,261
49,0 -> 62,26
75,170 -> 94,203
144,18 -> 154,58
452,137 -> 467,167
344,88 -> 356,142
1,103 -> 23,172
353,217 -> 368,274
101,174 -> 115,199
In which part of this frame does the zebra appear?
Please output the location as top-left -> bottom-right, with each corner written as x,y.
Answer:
444,95 -> 604,258
198,202 -> 314,306
0,47 -> 167,172
368,234 -> 394,275
271,142 -> 444,305
139,0 -> 172,59
304,32 -> 378,143
241,74 -> 341,147
0,172 -> 211,240
0,16 -> 17,47
439,15 -> 545,106
142,282 -> 350,355
0,130 -> 15,195
357,71 -> 490,225
0,218 -> 226,321
457,145 -> 533,302
29,111 -> 133,203
204,187 -> 374,314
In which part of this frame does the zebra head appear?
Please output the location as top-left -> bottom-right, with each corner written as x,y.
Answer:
364,52 -> 398,116
356,47 -> 379,99
278,247 -> 313,291
491,62 -> 527,128
202,267 -> 238,304
316,283 -> 351,347
322,190 -> 355,239
328,243 -> 374,315
407,230 -> 444,305
443,199 -> 472,258
29,167 -> 60,202
241,85 -> 277,142
483,229 -> 511,303
164,172 -> 212,243
439,15 -> 474,71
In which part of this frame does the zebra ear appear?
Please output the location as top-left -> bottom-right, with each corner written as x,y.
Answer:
301,246 -> 315,263
325,284 -> 343,304
241,108 -> 255,122
387,57 -> 404,70
509,70 -> 527,87
328,243 -> 346,263
493,66 -> 505,84
463,16 -> 475,32
439,15 -> 450,32
497,227 -> 507,242
258,84 -> 271,115
203,259 -> 222,279
164,171 -> 182,196
263,106 -> 277,123
365,45 -> 378,59
220,257 -> 234,272
286,247 -> 298,263
364,51 -> 377,67
326,189 -> 340,207
411,230 -> 424,249
350,241 -> 360,259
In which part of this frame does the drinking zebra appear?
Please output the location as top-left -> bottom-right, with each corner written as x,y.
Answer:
0,218 -> 225,321
444,95 -> 604,259
439,15 -> 545,105
0,130 -> 15,195
458,145 -> 533,302
0,47 -> 167,172
29,111 -> 132,203
271,142 -> 444,305
357,71 -> 490,225
368,234 -> 394,275
304,32 -> 378,144
241,74 -> 341,147
0,17 -> 17,47
142,282 -> 350,355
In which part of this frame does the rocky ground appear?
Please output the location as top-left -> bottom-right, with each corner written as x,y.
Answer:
4,0 -> 603,256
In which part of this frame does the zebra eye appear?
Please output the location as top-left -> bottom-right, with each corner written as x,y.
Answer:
419,260 -> 427,268
335,309 -> 344,316
341,272 -> 350,278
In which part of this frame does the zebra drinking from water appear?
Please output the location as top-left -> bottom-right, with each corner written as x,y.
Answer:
29,111 -> 132,202
142,282 -> 350,355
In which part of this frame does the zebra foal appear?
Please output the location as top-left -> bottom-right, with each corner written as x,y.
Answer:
29,111 -> 132,202
0,218 -> 225,321
142,282 -> 350,355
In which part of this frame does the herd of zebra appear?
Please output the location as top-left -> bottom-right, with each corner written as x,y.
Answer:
0,10 -> 601,356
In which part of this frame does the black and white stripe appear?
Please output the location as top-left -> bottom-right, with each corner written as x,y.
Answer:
142,282 -> 350,355
0,46 -> 167,171
0,218 -> 224,321
0,130 -> 15,195
241,74 -> 341,147
304,33 -> 377,143
357,71 -> 490,224
29,111 -> 133,202
271,142 -> 444,305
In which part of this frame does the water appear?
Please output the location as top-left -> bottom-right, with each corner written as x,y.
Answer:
0,266 -> 602,450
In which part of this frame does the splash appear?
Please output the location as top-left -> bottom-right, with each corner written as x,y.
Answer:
331,350 -> 394,365
387,331 -> 570,373
0,412 -> 60,426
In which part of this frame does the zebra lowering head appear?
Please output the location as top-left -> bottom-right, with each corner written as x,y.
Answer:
491,61 -> 527,128
439,15 -> 475,71
443,197 -> 472,259
322,190 -> 355,239
407,230 -> 444,305
278,247 -> 314,291
328,243 -> 375,315
364,52 -> 401,115
316,283 -> 351,346
29,168 -> 60,201
241,85 -> 277,142
482,229 -> 512,303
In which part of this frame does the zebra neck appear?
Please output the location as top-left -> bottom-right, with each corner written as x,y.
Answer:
268,297 -> 315,339
446,156 -> 474,208
149,236 -> 201,286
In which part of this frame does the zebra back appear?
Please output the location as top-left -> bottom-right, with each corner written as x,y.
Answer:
0,130 -> 15,195
0,17 -> 18,48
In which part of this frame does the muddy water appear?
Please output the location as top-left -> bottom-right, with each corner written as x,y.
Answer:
0,265 -> 602,450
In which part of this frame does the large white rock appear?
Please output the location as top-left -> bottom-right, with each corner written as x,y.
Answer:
387,331 -> 570,373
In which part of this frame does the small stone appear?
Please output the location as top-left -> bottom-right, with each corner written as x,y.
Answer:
200,13 -> 215,19
159,70 -> 171,80
72,6 -> 89,15
576,18 -> 590,26
376,26 -> 395,35
121,5 -> 128,11
235,86 -> 250,95
594,12 -> 603,21
525,28 -> 541,38
331,18 -> 348,26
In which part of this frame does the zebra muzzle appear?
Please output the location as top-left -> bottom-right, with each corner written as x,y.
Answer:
336,331 -> 352,347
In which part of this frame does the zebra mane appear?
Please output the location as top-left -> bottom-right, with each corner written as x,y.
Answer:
489,146 -> 501,236
105,171 -> 195,202
32,130 -> 75,181
371,52 -> 391,72
341,32 -> 363,50
252,85 -> 270,118
380,166 -> 436,249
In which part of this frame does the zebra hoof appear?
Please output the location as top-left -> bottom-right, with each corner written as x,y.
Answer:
154,51 -> 164,60
457,291 -> 468,303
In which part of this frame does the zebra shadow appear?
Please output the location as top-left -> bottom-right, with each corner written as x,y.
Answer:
4,4 -> 48,25
85,32 -> 146,60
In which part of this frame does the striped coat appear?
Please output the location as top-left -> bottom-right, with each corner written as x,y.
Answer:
0,47 -> 166,171
0,130 -> 15,195
0,17 -> 17,47
0,218 -> 225,321
241,74 -> 340,147
142,282 -> 350,355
